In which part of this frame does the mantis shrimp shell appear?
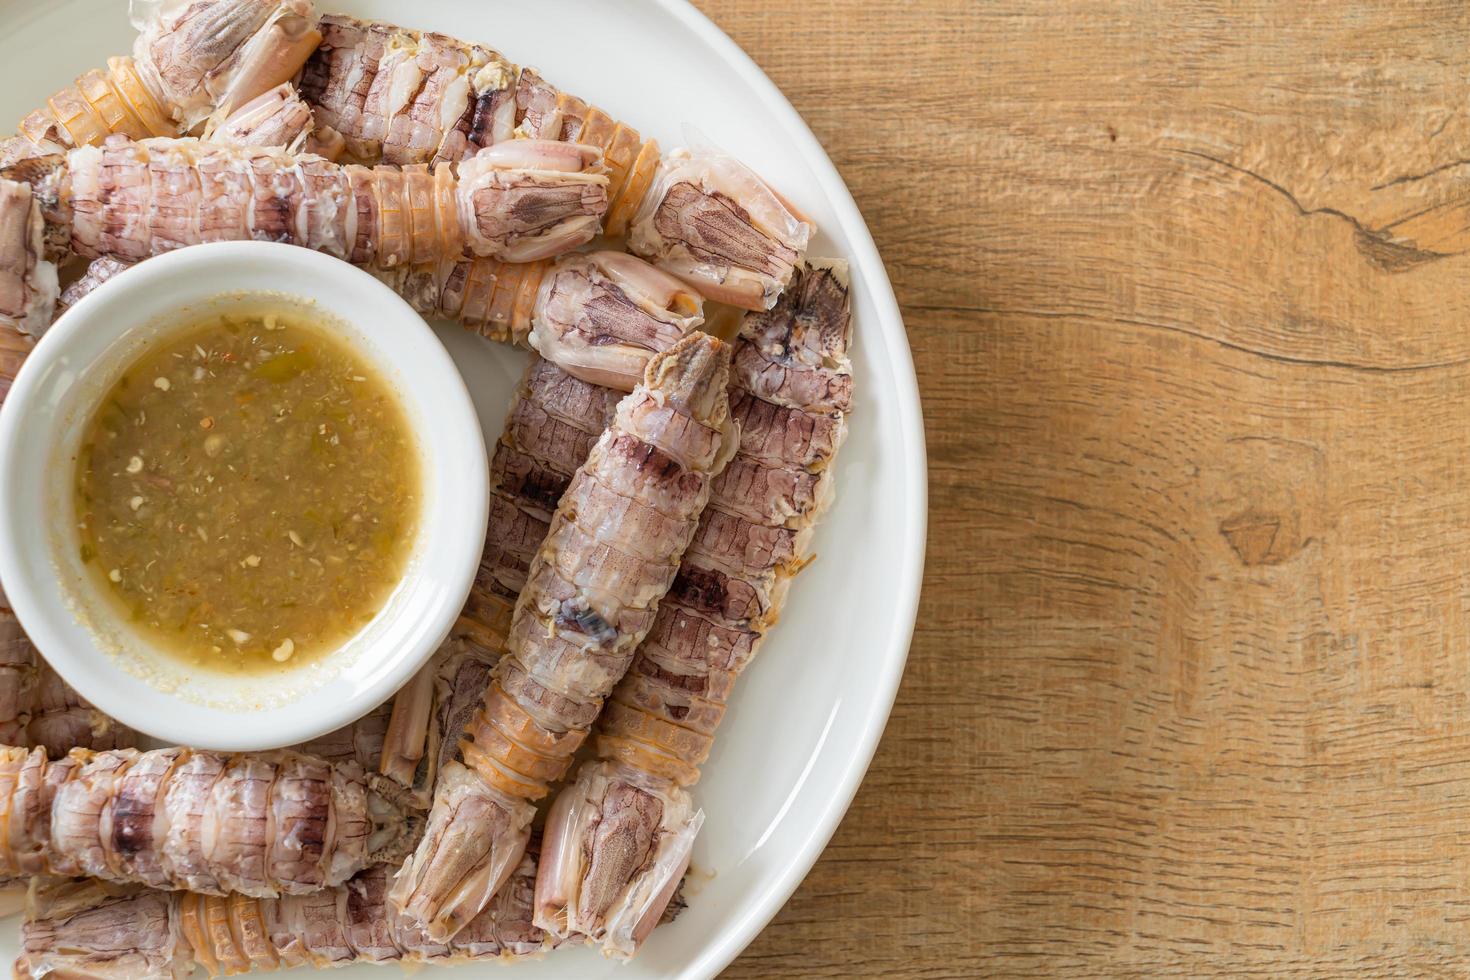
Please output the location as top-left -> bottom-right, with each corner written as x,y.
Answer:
17,879 -> 184,980
296,14 -> 815,300
0,744 -> 411,898
463,357 -> 621,645
378,248 -> 706,393
54,256 -> 132,317
13,135 -> 606,289
293,699 -> 394,778
512,70 -> 816,306
0,180 -> 58,336
0,607 -> 31,750
17,0 -> 321,153
388,333 -> 734,942
299,15 -> 518,167
511,69 -> 661,239
377,355 -> 625,809
17,57 -> 173,155
369,357 -> 614,879
627,147 -> 815,311
131,0 -> 323,132
0,603 -> 133,762
24,659 -> 135,759
534,260 -> 853,957
298,15 -> 655,233
16,846 -> 553,979
51,83 -> 337,331
526,251 -> 705,391
373,255 -> 551,348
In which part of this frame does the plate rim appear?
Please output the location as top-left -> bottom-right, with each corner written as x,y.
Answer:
654,2 -> 929,977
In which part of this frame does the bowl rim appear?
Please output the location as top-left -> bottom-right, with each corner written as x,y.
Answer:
0,241 -> 489,751
656,2 -> 929,977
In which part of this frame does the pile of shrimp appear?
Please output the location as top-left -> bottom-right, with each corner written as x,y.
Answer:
0,1 -> 855,972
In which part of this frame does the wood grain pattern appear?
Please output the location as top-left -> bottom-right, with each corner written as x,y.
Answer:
700,1 -> 1470,975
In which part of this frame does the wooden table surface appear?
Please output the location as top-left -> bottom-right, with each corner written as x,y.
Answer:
704,1 -> 1470,976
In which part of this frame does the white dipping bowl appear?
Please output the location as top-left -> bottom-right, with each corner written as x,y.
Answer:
0,242 -> 488,751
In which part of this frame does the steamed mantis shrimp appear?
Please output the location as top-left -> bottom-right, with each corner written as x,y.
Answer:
0,744 -> 412,897
0,8 -> 856,967
299,14 -> 815,309
327,270 -> 706,806
378,247 -> 707,391
49,82 -> 329,318
9,0 -> 321,159
0,0 -> 329,333
388,333 -> 734,941
369,356 -> 630,862
16,851 -> 551,979
15,630 -> 555,974
20,352 -> 638,969
51,221 -> 707,396
9,651 -> 135,761
0,606 -> 135,914
535,261 -> 853,957
0,134 -> 607,335
294,699 -> 395,781
16,133 -> 607,267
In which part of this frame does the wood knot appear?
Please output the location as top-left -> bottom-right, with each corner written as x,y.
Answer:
1210,436 -> 1323,567
1218,509 -> 1300,566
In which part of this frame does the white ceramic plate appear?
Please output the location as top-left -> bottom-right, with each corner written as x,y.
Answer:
0,2 -> 926,976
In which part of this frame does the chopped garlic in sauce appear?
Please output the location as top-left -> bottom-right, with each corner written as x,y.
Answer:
74,307 -> 420,674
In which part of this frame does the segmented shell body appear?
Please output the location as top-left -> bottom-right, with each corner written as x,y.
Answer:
602,261 -> 851,775
298,15 -> 655,233
0,181 -> 58,336
299,15 -> 517,166
462,357 -> 620,649
0,745 -> 407,898
293,700 -> 393,776
16,847 -> 553,979
17,1 -> 320,155
390,334 -> 732,941
375,256 -> 549,346
535,261 -> 853,957
39,135 -> 605,276
486,333 -> 733,795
